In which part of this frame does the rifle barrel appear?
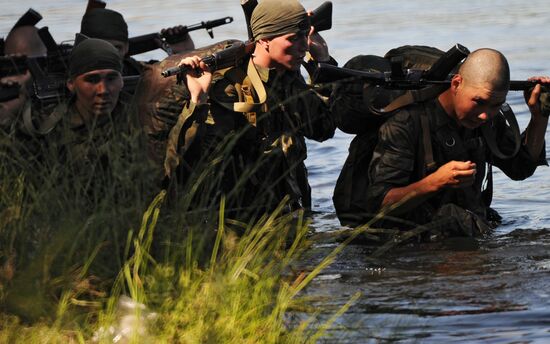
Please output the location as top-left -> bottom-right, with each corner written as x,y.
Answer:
128,16 -> 234,56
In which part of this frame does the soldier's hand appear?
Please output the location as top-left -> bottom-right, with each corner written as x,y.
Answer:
306,25 -> 329,62
524,76 -> 550,119
176,56 -> 212,104
430,160 -> 476,190
162,26 -> 195,54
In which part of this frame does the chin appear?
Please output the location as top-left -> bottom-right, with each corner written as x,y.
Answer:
460,121 -> 482,129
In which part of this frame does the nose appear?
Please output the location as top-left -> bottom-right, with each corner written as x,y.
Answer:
95,80 -> 108,95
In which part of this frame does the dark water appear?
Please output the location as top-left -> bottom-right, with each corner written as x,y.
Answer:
3,1 -> 550,342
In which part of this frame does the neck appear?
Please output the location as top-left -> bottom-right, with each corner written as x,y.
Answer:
438,89 -> 457,122
73,101 -> 95,125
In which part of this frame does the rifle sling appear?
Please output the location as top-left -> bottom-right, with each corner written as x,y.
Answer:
370,85 -> 448,174
480,103 -> 521,160
217,59 -> 267,113
22,101 -> 65,136
419,108 -> 437,173
379,84 -> 449,114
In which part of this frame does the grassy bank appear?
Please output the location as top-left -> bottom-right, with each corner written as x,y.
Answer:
0,130 -> 356,343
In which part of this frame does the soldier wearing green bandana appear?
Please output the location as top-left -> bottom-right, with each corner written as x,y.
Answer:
80,8 -> 195,79
19,38 -> 142,193
164,0 -> 337,215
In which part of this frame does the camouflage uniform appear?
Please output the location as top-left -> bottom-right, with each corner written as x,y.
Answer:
164,58 -> 336,214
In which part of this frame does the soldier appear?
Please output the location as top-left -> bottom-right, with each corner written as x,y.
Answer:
37,38 -> 141,191
361,49 -> 549,239
165,0 -> 337,216
0,25 -> 46,131
79,8 -> 195,78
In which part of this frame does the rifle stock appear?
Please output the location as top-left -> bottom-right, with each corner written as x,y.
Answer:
127,17 -> 234,56
241,0 -> 258,41
85,0 -> 106,13
13,8 -> 42,29
310,1 -> 332,32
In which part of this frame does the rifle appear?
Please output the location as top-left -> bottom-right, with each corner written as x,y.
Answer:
314,61 -> 547,92
161,40 -> 254,77
13,8 -> 42,29
1,26 -> 140,106
241,0 -> 257,41
161,1 -> 334,77
85,0 -> 106,13
312,43 -> 544,92
127,17 -> 234,56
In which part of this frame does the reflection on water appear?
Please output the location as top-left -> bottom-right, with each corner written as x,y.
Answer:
3,0 -> 550,342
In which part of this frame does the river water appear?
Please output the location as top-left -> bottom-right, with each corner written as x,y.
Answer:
2,0 -> 550,342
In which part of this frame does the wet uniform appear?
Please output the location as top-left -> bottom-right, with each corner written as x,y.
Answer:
365,98 -> 547,236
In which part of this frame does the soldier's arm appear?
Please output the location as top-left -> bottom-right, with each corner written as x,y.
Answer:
523,76 -> 550,161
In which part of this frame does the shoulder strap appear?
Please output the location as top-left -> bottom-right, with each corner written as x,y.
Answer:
22,101 -> 66,136
376,84 -> 449,114
480,103 -> 521,160
215,59 -> 267,113
409,103 -> 437,176
419,107 -> 437,173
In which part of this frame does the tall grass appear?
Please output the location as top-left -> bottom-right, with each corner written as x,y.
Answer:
0,115 -> 357,343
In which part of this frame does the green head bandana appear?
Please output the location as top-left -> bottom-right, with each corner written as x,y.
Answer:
250,0 -> 310,41
69,38 -> 122,78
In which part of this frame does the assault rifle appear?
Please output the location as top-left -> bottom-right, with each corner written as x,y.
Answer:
127,17 -> 234,56
313,61 -> 546,91
0,55 -> 140,104
161,1 -> 333,77
1,26 -> 141,104
312,44 -> 544,92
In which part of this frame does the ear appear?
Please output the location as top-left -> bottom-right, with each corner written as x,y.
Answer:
258,38 -> 270,51
66,78 -> 75,93
451,74 -> 462,95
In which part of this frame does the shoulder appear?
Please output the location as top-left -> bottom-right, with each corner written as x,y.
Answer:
210,62 -> 248,102
380,106 -> 419,134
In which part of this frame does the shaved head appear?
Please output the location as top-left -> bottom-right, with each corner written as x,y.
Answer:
458,48 -> 510,92
4,25 -> 47,56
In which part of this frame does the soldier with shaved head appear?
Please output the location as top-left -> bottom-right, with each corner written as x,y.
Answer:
362,48 -> 550,239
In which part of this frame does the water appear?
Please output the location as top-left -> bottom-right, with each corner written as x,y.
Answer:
2,0 -> 550,342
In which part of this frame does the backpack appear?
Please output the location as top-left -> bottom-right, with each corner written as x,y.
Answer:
332,45 -> 448,135
331,45 -> 521,227
332,46 -> 453,226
